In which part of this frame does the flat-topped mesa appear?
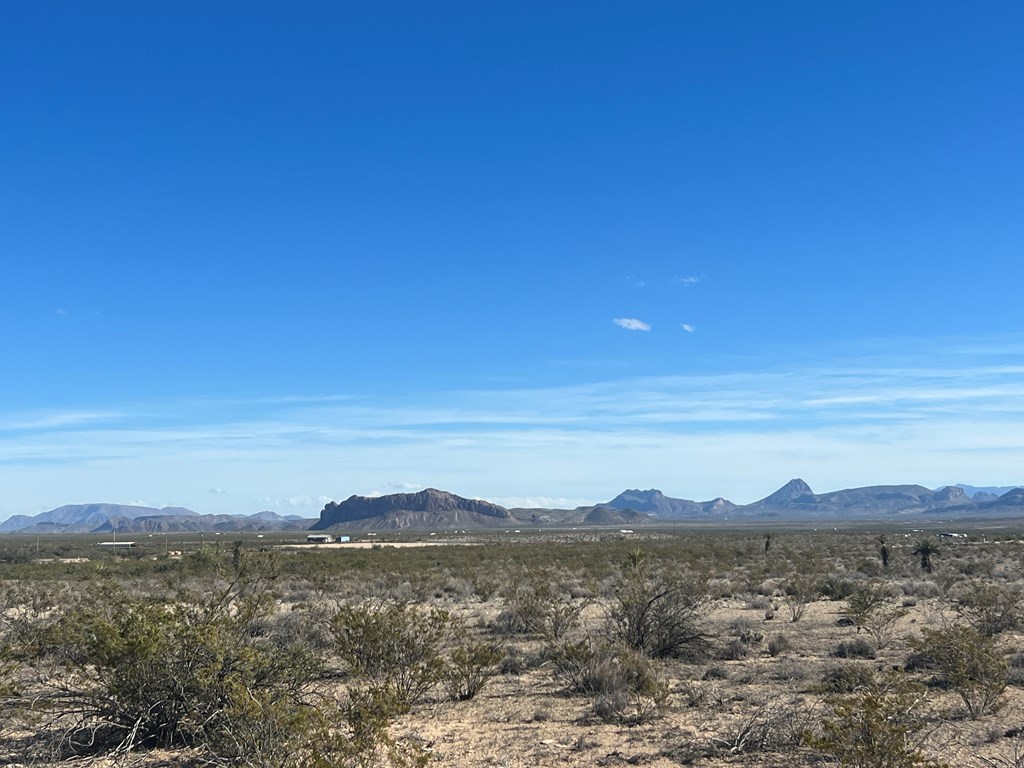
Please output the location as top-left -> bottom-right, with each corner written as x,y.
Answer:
313,488 -> 511,529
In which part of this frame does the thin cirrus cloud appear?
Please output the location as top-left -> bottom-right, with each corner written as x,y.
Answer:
681,323 -> 695,333
3,334 -> 1024,517
613,317 -> 651,331
675,276 -> 700,286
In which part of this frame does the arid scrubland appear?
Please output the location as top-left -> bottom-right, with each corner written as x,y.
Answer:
2,529 -> 1024,767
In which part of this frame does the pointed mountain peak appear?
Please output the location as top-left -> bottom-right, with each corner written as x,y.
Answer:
757,478 -> 815,505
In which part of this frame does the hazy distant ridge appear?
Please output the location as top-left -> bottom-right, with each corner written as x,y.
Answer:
5,479 -> 1024,535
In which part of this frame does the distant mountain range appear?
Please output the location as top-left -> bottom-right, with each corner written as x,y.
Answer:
0,504 -> 311,535
3,479 -> 1023,535
599,480 -> 1024,521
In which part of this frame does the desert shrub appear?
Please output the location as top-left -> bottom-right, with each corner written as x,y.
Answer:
808,678 -> 946,768
494,572 -> 585,639
908,624 -> 1007,719
833,637 -> 877,659
899,580 -> 942,598
843,582 -> 907,650
342,687 -> 430,768
783,575 -> 820,622
331,600 -> 458,708
718,638 -> 748,660
821,574 -> 858,601
205,686 -> 427,768
24,578 -> 339,763
0,652 -> 19,719
702,664 -> 730,680
955,582 -> 1023,636
729,617 -> 764,645
767,633 -> 792,657
470,574 -> 500,602
707,577 -> 734,598
715,695 -> 820,754
1008,651 -> 1024,687
817,664 -> 876,693
844,582 -> 891,623
607,560 -> 711,661
747,594 -> 773,610
548,638 -> 667,724
443,641 -> 502,701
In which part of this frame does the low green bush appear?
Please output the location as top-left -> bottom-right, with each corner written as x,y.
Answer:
607,558 -> 711,661
331,600 -> 458,708
909,624 -> 1007,719
548,637 -> 668,724
808,678 -> 946,768
443,641 -> 502,701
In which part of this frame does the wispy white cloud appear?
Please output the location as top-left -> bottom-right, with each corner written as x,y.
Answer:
209,487 -> 226,494
489,496 -> 595,509
675,276 -> 700,286
384,481 -> 423,491
3,335 -> 1024,518
681,323 -> 695,333
0,410 -> 123,432
613,317 -> 651,331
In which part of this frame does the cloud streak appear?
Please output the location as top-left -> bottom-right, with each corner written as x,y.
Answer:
3,335 -> 1024,517
613,317 -> 651,331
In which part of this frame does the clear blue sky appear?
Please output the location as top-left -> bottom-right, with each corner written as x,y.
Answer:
3,2 -> 1023,517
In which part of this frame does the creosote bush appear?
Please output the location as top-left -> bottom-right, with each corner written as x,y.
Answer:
909,624 -> 1007,719
955,582 -> 1023,637
331,599 -> 458,708
14,551 -> 430,768
808,678 -> 946,768
19,573 -> 422,766
31,582 -> 321,756
817,663 -> 876,694
548,637 -> 668,724
494,570 -> 586,639
832,637 -> 876,659
844,582 -> 907,650
715,695 -> 819,755
443,641 -> 502,702
607,556 -> 711,661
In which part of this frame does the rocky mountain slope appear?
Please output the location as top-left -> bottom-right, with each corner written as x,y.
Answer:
604,489 -> 737,519
0,504 -> 310,534
6,479 -> 1023,536
96,511 -> 312,534
600,480 -> 1023,521
312,488 -> 513,531
0,503 -> 198,534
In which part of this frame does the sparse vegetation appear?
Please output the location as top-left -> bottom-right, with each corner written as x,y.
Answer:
607,555 -> 711,660
913,539 -> 940,574
909,624 -> 1008,719
808,678 -> 946,768
331,599 -> 458,708
0,528 -> 1022,766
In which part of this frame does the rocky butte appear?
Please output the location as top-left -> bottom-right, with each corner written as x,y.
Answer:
311,488 -> 513,531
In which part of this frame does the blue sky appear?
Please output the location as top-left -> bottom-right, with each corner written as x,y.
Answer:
2,2 -> 1023,518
